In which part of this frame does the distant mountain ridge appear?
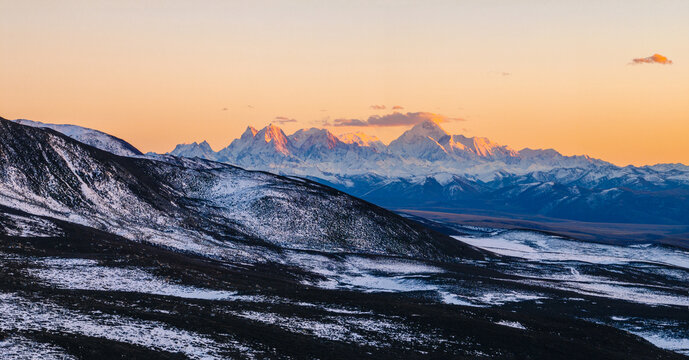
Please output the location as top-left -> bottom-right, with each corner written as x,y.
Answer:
10,117 -> 688,226
168,120 -> 615,180
163,120 -> 689,225
168,140 -> 216,160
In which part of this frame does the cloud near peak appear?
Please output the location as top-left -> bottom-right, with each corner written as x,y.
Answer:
369,105 -> 386,110
334,112 -> 464,127
631,53 -> 673,65
274,116 -> 297,124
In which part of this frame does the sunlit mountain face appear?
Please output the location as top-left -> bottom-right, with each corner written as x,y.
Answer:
167,119 -> 613,179
337,132 -> 386,151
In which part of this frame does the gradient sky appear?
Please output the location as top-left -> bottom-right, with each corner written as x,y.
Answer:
1,0 -> 688,166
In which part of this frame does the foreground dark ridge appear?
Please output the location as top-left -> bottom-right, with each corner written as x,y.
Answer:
0,116 -> 483,262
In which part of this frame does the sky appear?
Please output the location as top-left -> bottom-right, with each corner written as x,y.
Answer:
1,0 -> 688,166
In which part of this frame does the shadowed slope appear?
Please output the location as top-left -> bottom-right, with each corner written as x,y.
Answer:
0,117 -> 484,261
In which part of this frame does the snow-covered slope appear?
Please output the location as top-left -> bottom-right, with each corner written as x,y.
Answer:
387,120 -> 452,161
13,119 -> 142,157
338,132 -> 386,152
1,212 -> 682,358
0,117 -> 481,261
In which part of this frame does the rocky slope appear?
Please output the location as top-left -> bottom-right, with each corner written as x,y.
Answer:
0,117 -> 481,262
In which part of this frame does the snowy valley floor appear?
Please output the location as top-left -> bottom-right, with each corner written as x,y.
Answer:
0,217 -> 687,359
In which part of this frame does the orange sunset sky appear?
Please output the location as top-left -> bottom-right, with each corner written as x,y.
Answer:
1,1 -> 688,166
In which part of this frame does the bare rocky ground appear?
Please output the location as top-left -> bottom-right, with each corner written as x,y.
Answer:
1,212 -> 686,359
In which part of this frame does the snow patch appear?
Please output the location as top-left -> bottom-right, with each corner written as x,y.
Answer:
495,320 -> 526,330
0,292 -> 254,359
27,257 -> 246,301
0,335 -> 76,360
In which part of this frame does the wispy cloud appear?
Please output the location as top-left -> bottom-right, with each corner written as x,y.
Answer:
631,53 -> 673,65
334,112 -> 464,127
392,105 -> 404,110
369,105 -> 386,110
274,116 -> 297,124
333,118 -> 367,126
311,117 -> 332,126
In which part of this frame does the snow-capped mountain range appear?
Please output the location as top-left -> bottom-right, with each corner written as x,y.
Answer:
9,118 -> 689,225
164,120 -> 689,225
169,119 -> 616,181
166,119 -> 687,186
